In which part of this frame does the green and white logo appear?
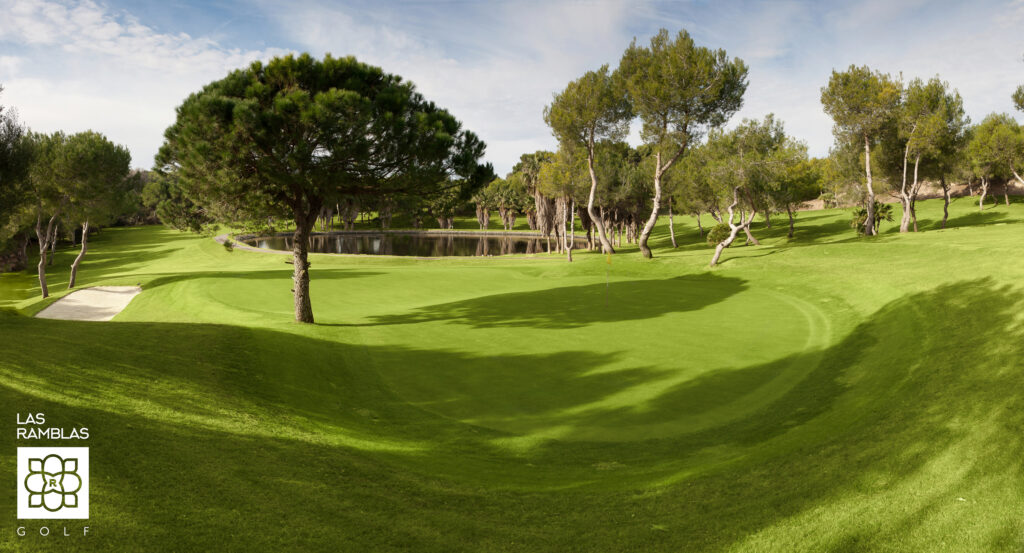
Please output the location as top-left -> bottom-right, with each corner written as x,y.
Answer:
17,447 -> 89,519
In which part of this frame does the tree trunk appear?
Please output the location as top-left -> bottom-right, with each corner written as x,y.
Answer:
68,220 -> 89,289
667,203 -> 677,248
564,198 -> 574,262
292,212 -> 315,324
786,204 -> 795,238
1005,182 -> 1011,206
586,141 -> 615,254
864,134 -> 876,236
48,222 -> 57,266
34,213 -> 58,298
979,178 -> 988,211
941,176 -> 951,229
637,151 -> 663,258
476,204 -> 489,230
742,219 -> 760,245
710,187 -> 749,267
711,225 -> 741,267
898,139 -> 912,233
19,233 -> 30,268
910,155 -> 921,232
696,212 -> 704,237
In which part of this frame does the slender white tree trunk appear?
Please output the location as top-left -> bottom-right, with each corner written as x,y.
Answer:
786,204 -> 795,238
743,224 -> 759,245
979,178 -> 989,211
585,140 -> 615,254
564,198 -> 574,262
710,187 -> 743,267
667,203 -> 677,248
910,155 -> 921,232
34,212 -> 58,298
638,151 -> 663,258
899,139 -> 912,233
941,177 -> 951,229
864,134 -> 876,236
68,220 -> 89,289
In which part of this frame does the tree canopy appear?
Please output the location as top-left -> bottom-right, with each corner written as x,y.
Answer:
821,65 -> 902,235
616,28 -> 748,258
157,53 -> 492,323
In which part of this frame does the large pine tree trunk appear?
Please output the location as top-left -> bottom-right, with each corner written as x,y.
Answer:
979,178 -> 988,211
585,143 -> 614,254
864,134 -> 876,236
292,212 -> 316,324
68,220 -> 89,289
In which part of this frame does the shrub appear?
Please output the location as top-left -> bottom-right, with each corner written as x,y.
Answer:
850,201 -> 894,235
707,224 -> 732,246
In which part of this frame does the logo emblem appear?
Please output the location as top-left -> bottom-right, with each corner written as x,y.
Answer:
17,447 -> 89,519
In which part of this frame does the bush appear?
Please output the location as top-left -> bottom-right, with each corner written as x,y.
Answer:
707,224 -> 732,246
223,239 -> 234,252
850,201 -> 894,235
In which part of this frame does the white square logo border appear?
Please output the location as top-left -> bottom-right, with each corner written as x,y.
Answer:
17,447 -> 89,519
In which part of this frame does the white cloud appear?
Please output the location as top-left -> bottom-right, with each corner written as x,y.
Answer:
2,0 -> 1023,173
0,0 -> 288,168
260,0 -> 644,174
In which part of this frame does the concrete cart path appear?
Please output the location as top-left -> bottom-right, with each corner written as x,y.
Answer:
35,286 -> 142,322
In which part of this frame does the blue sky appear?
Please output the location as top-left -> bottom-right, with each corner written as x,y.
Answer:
1,0 -> 1022,174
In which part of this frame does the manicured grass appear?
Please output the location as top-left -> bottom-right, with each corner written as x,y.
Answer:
3,196 -> 1024,551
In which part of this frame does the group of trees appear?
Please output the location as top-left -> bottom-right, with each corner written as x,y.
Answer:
539,29 -> 821,266
821,67 -> 970,234
819,65 -> 1024,236
0,86 -> 134,296
7,41 -> 1024,323
543,29 -> 750,259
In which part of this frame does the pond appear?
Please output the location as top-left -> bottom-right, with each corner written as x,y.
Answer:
243,232 -> 588,257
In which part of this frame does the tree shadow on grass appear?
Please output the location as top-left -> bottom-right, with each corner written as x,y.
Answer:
2,279 -> 1024,551
944,208 -> 1010,228
141,268 -> 384,289
363,273 -> 747,329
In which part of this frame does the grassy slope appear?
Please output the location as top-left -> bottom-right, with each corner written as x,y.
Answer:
2,196 -> 1024,551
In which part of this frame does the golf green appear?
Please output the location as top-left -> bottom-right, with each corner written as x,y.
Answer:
3,196 -> 1024,552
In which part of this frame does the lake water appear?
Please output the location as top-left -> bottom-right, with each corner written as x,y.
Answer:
243,232 -> 586,257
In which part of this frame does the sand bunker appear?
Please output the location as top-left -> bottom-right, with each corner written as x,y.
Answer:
35,286 -> 142,322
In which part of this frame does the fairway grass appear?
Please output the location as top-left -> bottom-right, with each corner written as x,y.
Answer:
3,196 -> 1024,551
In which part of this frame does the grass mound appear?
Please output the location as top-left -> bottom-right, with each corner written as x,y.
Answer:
2,196 -> 1024,551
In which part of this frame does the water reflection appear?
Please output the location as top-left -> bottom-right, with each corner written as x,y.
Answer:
245,233 -> 586,257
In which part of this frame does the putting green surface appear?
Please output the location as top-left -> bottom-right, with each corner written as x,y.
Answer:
3,196 -> 1024,551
